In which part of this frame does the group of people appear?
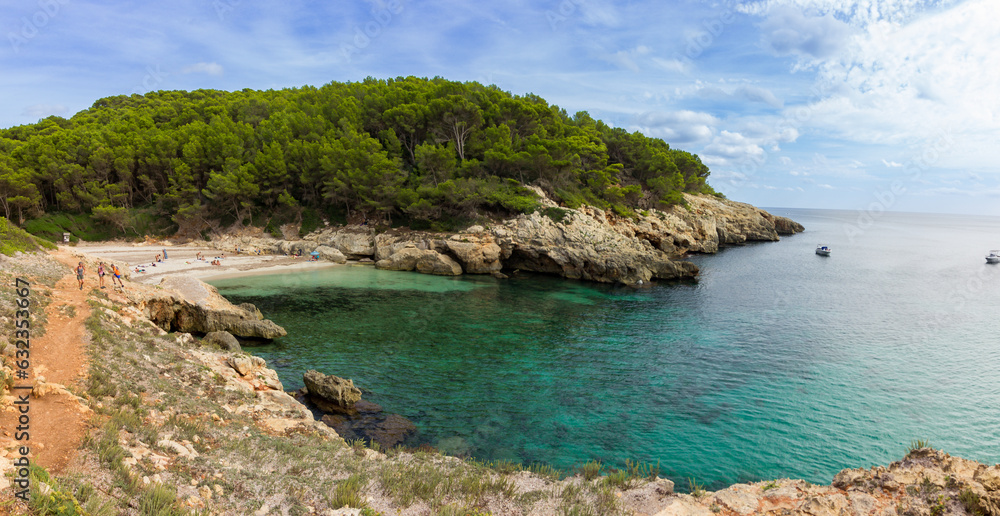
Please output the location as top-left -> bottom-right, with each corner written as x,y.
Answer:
75,261 -> 124,291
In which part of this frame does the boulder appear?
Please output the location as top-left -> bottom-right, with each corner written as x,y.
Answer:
303,370 -> 362,413
319,229 -> 375,259
139,283 -> 287,340
416,250 -> 463,276
313,245 -> 347,264
376,247 -> 462,276
445,239 -> 503,274
202,331 -> 241,352
228,355 -> 266,377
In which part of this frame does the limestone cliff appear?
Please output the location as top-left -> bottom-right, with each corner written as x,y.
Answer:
207,194 -> 803,285
126,275 -> 287,339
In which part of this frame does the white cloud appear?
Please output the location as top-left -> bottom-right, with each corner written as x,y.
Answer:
182,62 -> 224,76
598,45 -> 651,72
760,6 -> 852,59
703,130 -> 766,160
882,159 -> 903,167
757,0 -> 1000,172
632,110 -> 719,144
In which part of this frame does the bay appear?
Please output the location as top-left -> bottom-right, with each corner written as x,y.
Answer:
210,208 -> 1000,488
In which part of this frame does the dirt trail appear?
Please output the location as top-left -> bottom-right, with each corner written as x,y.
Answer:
1,248 -> 93,474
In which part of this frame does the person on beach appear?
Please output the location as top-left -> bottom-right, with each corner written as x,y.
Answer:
97,262 -> 106,289
75,262 -> 86,290
162,248 -> 167,260
110,264 -> 124,290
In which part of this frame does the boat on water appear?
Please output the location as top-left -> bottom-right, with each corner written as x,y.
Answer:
987,250 -> 1000,264
816,245 -> 831,256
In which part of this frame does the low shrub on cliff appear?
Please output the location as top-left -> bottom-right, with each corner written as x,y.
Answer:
0,216 -> 56,255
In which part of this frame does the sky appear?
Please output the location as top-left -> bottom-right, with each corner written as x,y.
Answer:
2,0 -> 998,215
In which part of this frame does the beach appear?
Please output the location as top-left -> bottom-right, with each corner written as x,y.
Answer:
72,241 -> 342,285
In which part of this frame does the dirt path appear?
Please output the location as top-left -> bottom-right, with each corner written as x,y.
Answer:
0,248 -> 92,475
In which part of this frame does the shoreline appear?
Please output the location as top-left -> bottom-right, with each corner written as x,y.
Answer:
72,241 -> 345,284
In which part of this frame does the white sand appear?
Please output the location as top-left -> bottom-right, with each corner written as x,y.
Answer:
71,242 -> 343,285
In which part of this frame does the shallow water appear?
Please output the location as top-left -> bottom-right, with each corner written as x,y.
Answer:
210,208 -> 1000,488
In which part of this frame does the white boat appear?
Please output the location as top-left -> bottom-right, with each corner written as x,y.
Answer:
816,245 -> 831,256
987,250 -> 1000,264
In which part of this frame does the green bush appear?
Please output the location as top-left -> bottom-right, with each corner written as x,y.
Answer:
0,217 -> 57,255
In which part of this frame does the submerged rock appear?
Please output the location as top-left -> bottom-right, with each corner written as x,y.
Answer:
319,401 -> 416,448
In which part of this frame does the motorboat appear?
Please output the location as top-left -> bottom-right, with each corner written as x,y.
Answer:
987,250 -> 1000,264
815,245 -> 831,256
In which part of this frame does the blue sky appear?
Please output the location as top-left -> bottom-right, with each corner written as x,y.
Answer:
3,0 -> 998,215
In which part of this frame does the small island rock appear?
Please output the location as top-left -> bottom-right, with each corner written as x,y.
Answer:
303,370 -> 362,412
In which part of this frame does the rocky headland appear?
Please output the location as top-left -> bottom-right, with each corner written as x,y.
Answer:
206,193 -> 804,286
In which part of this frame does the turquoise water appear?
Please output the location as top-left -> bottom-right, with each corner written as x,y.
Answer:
210,209 -> 1000,488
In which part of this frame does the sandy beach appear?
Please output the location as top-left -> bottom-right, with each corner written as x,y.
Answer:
72,241 -> 343,285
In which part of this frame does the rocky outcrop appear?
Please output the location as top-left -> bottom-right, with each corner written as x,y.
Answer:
375,245 -> 463,276
655,448 -> 1000,516
303,370 -> 362,413
313,245 -> 347,263
131,277 -> 286,340
773,215 -> 806,235
495,207 -> 699,285
314,228 -> 376,259
202,330 -> 241,352
444,237 -> 503,274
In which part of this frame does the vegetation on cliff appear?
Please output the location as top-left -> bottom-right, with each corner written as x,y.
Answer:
0,77 -> 719,239
0,216 -> 56,256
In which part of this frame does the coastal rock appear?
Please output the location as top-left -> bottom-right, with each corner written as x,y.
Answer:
303,370 -> 362,412
202,331 -> 241,352
497,207 -> 698,285
313,245 -> 347,264
318,228 -> 375,259
228,355 -> 265,377
367,413 -> 416,448
445,239 -> 503,274
135,279 -> 287,340
279,240 -> 315,256
374,232 -> 438,261
375,247 -> 463,276
773,216 -> 805,235
321,410 -> 417,449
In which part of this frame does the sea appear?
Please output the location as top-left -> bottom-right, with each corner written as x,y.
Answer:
209,208 -> 1000,489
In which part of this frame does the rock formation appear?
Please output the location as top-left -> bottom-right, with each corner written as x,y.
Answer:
313,245 -> 347,263
202,193 -> 803,286
130,276 -> 286,340
375,245 -> 463,276
202,330 -> 241,352
302,370 -> 362,413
